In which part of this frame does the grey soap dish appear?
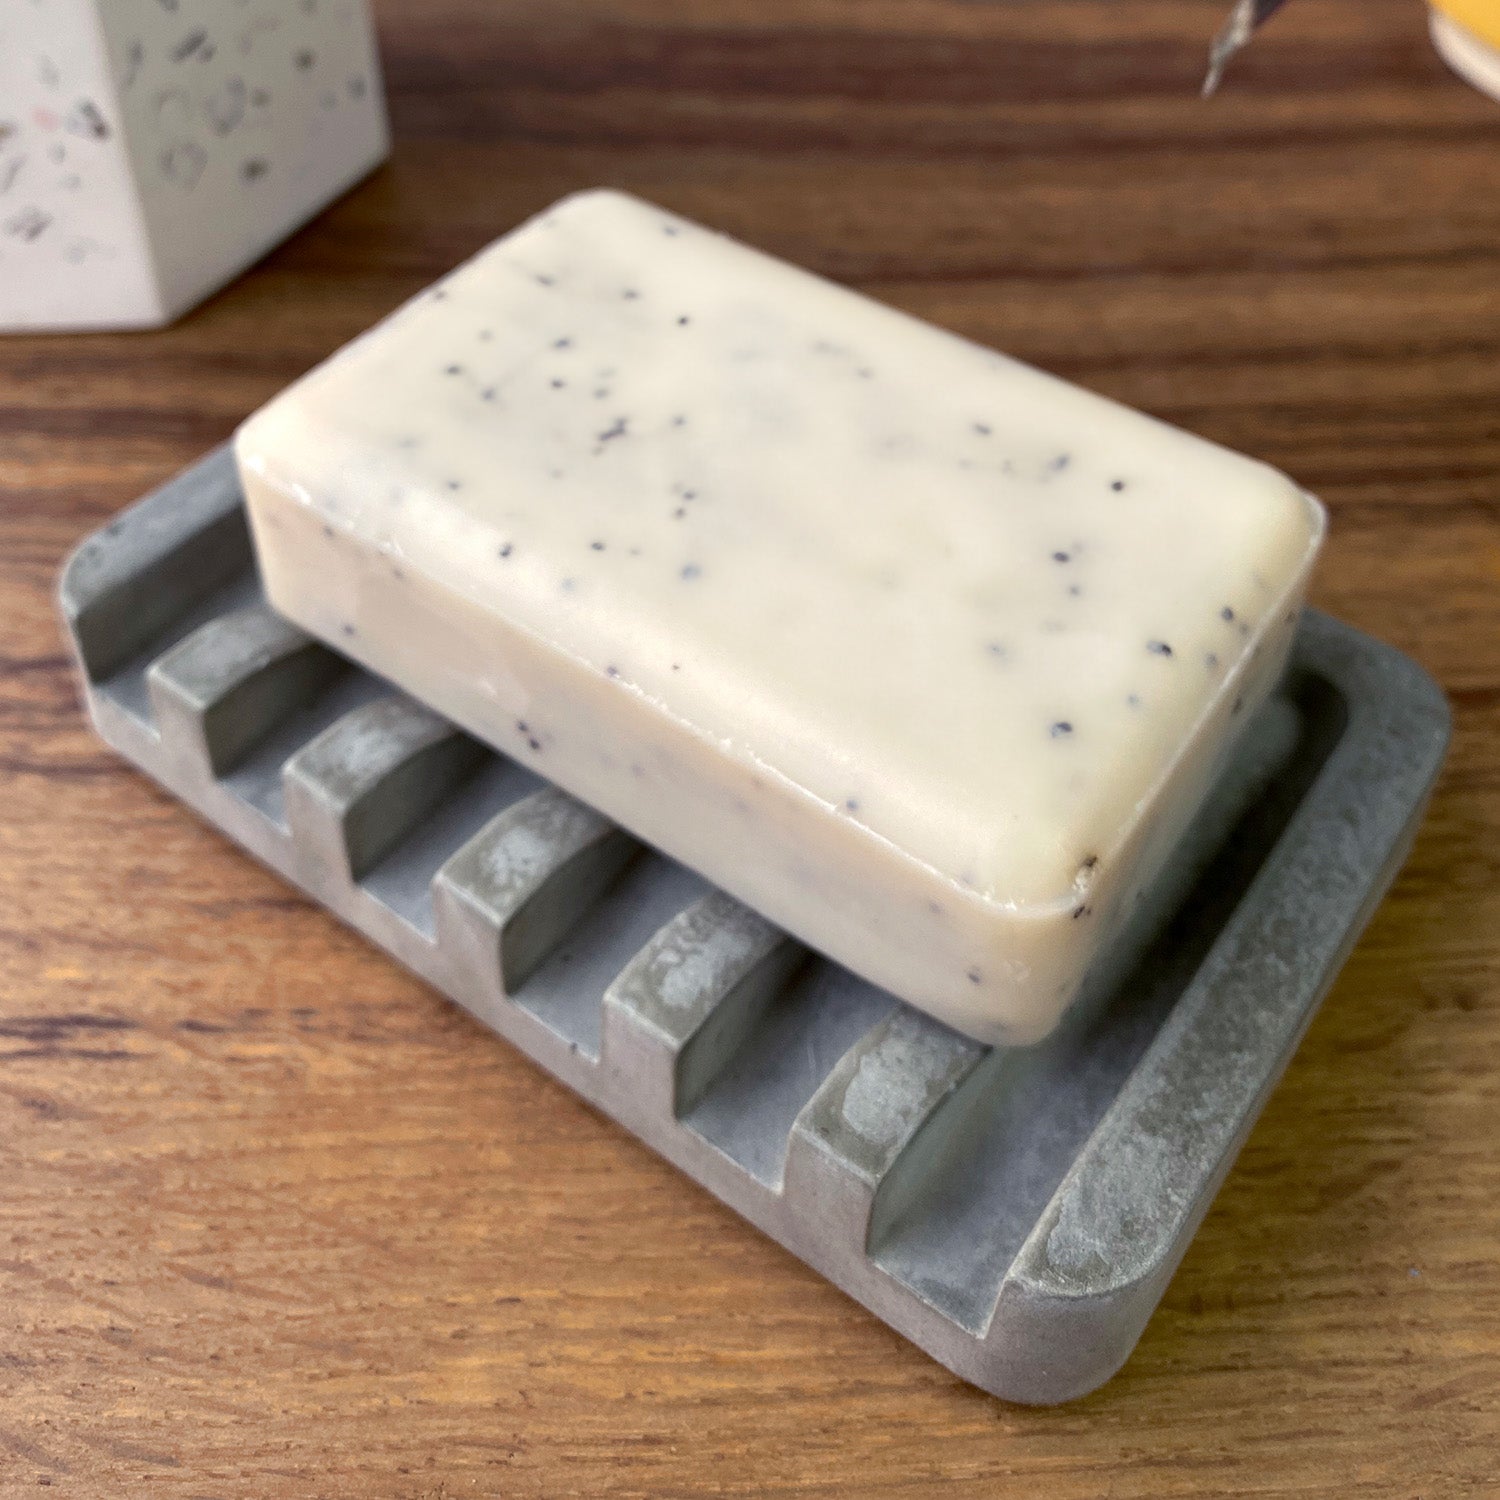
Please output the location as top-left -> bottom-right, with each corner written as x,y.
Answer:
59,447 -> 1449,1405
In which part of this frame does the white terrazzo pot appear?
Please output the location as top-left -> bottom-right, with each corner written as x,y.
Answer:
0,0 -> 389,331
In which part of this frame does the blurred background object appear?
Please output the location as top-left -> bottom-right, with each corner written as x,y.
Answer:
1204,0 -> 1295,95
1207,0 -> 1500,98
0,0 -> 388,331
1429,0 -> 1500,97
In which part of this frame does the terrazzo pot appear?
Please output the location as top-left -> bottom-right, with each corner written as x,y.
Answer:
0,0 -> 388,332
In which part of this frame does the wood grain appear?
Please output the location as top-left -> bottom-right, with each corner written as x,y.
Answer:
2,0 -> 1498,1493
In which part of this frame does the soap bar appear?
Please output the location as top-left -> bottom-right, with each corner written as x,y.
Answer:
0,0 -> 387,331
236,190 -> 1324,1044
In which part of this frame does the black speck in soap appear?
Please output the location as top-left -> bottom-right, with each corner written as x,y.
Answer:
478,328 -> 492,340
597,417 -> 628,444
1147,639 -> 1174,658
844,797 -> 860,813
986,641 -> 1008,660
498,543 -> 513,559
857,367 -> 874,380
590,540 -> 606,551
1050,454 -> 1071,472
534,273 -> 556,287
1050,721 -> 1074,738
1068,584 -> 1083,597
623,288 -> 640,300
550,379 -> 566,391
1052,551 -> 1071,564
516,720 -> 528,734
593,388 -> 611,400
1126,693 -> 1141,708
671,415 -> 688,427
973,422 -> 992,437
321,524 -> 335,539
445,479 -> 462,491
1232,694 -> 1245,716
1205,652 -> 1220,669
1071,905 -> 1091,921
605,665 -> 620,678
240,157 -> 269,182
681,563 -> 702,581
554,337 -> 573,350
560,578 -> 576,593
663,224 -> 681,237
1111,479 -> 1127,492
671,662 -> 681,672
1220,605 -> 1236,622
927,900 -> 943,915
480,387 -> 497,402
444,363 -> 462,376
172,28 -> 209,61
340,623 -> 355,637
967,968 -> 982,984
294,48 -> 315,70
672,508 -> 687,520
528,737 -> 542,752
677,315 -> 692,326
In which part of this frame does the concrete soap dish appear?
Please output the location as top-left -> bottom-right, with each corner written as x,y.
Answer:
59,447 -> 1449,1404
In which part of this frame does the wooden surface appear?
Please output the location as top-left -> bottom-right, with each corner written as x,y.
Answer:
3,0 -> 1498,1493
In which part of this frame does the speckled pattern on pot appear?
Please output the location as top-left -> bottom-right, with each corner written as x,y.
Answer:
0,0 -> 388,331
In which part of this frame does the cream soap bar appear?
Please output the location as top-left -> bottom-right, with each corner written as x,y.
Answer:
236,190 -> 1324,1045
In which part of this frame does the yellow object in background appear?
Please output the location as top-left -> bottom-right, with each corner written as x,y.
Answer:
1431,0 -> 1500,49
1430,0 -> 1500,98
